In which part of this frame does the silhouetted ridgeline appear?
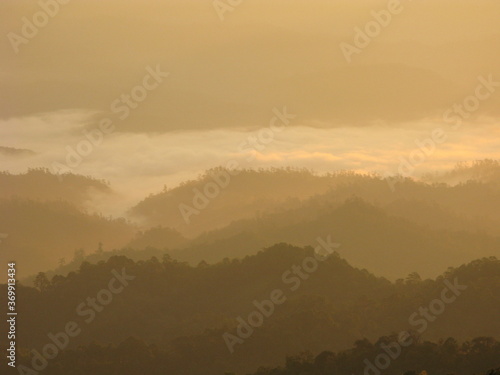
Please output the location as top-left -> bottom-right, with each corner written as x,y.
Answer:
3,1 -> 500,373
423,160 -> 500,186
0,168 -> 112,206
1,247 -> 498,374
165,198 -> 500,278
6,162 -> 500,282
129,167 -> 344,235
0,199 -> 135,277
130,162 -> 500,237
1,337 -> 498,375
246,343 -> 500,375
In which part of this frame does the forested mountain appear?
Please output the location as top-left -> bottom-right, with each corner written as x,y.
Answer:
165,198 -> 500,278
36,194 -> 500,281
1,164 -> 498,374
246,341 -> 500,375
0,168 -> 112,207
3,1 -> 499,373
0,199 -> 135,276
18,162 -> 500,281
422,160 -> 500,186
2,336 -> 499,375
2,249 -> 498,375
130,168 -> 341,235
130,163 -> 500,237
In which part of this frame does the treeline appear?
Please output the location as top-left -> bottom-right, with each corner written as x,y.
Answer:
0,198 -> 135,277
130,161 -> 500,236
0,168 -> 111,206
36,197 -> 500,282
165,197 -> 500,278
5,162 -> 500,281
247,336 -> 500,375
2,247 -> 499,374
2,335 -> 498,375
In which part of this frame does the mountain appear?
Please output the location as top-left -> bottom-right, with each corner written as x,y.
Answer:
0,199 -> 135,276
245,339 -> 500,375
127,226 -> 188,250
422,159 -> 500,186
130,163 -> 500,238
3,336 -> 499,375
130,168 -> 345,235
0,168 -> 112,207
166,198 -> 500,279
14,163 -> 500,281
3,249 -> 498,375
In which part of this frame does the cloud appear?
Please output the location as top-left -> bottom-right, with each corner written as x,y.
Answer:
2,0 -> 500,130
1,111 -> 499,217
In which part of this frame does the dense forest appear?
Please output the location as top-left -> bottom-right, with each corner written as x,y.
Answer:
1,336 -> 499,375
0,162 -> 499,374
1,247 -> 499,374
3,1 -> 499,372
5,161 -> 500,281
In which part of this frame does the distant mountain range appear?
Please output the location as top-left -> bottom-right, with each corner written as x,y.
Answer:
2,161 -> 499,280
3,247 -> 498,375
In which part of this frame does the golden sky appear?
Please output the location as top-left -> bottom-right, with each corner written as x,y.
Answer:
2,0 -> 500,129
1,0 -> 500,211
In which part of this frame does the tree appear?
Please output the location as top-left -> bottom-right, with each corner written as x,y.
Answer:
34,272 -> 51,292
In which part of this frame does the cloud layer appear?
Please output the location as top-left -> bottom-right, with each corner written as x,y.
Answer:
1,111 -> 499,216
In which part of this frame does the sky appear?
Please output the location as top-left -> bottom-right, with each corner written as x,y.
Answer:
1,0 -> 500,214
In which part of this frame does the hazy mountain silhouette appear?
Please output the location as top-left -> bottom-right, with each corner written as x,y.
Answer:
0,168 -> 112,207
0,198 -> 135,277
130,162 -> 500,237
164,198 -> 500,279
15,162 -> 500,281
4,248 -> 498,375
422,159 -> 500,186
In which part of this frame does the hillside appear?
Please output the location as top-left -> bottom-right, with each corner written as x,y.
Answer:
129,168 -> 361,235
17,163 -> 500,280
422,160 -> 500,186
42,196 -> 500,281
2,249 -> 498,375
129,163 -> 500,238
0,168 -> 112,207
154,198 -> 499,279
0,199 -> 135,276
245,340 -> 500,375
